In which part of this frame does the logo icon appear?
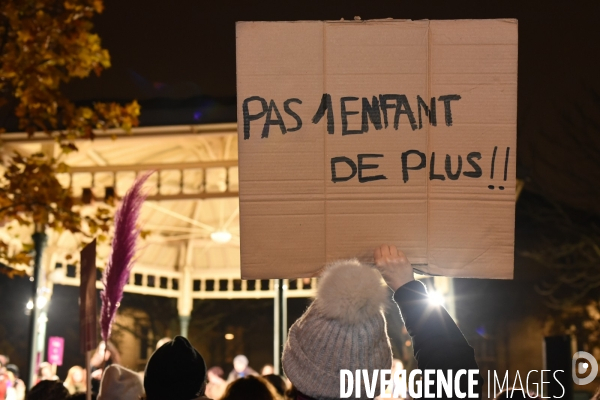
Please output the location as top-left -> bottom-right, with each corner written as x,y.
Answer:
572,351 -> 598,385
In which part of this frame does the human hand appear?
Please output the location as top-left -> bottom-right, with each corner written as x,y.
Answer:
374,244 -> 414,291
91,369 -> 103,380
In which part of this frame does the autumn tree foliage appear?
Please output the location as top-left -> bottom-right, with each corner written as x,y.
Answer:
0,0 -> 140,145
0,152 -> 114,272
0,0 -> 139,272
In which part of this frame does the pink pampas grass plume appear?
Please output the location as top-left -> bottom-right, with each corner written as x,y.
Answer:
100,171 -> 153,344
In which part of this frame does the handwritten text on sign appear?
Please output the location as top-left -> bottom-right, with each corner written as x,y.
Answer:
242,93 -> 510,190
236,20 -> 517,279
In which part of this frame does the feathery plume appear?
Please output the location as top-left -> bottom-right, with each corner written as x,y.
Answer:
100,171 -> 153,344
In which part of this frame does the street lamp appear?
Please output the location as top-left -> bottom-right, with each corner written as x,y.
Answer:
25,252 -> 65,388
36,294 -> 48,309
25,293 -> 50,313
210,230 -> 232,244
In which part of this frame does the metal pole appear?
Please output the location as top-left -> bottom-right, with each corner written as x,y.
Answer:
273,280 -> 280,374
179,315 -> 191,338
282,280 -> 287,359
27,231 -> 48,389
178,265 -> 193,338
273,279 -> 286,375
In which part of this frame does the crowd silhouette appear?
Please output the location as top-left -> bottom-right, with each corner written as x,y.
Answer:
2,245 -> 584,400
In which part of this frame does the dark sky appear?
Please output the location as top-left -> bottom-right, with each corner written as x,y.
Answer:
63,0 -> 600,214
65,0 -> 600,101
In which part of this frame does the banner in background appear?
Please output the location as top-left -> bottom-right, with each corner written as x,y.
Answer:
80,239 -> 98,354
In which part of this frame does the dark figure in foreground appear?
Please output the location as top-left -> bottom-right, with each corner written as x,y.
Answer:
221,375 -> 280,400
144,336 -> 210,400
26,381 -> 69,400
263,374 -> 287,398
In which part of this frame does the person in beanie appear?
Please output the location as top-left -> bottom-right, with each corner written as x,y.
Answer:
97,365 -> 144,400
144,336 -> 209,400
282,258 -> 392,400
282,245 -> 481,400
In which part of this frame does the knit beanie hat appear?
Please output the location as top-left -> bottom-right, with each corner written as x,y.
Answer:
144,336 -> 207,400
282,259 -> 393,400
98,365 -> 144,400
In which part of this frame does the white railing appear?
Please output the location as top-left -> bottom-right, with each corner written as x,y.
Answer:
58,264 -> 182,298
190,268 -> 317,299
56,263 -> 316,300
65,160 -> 239,202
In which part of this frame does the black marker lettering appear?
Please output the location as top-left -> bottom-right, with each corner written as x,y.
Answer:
379,94 -> 393,129
242,96 -> 268,139
429,152 -> 445,181
417,95 -> 437,129
361,96 -> 382,133
438,94 -> 461,126
379,94 -> 417,131
445,154 -> 463,180
358,154 -> 387,183
401,150 -> 426,183
331,157 -> 357,183
340,97 -> 362,135
262,99 -> 287,138
283,98 -> 303,132
312,93 -> 334,134
503,147 -> 510,181
490,146 -> 498,179
498,147 -> 510,190
489,146 -> 498,190
463,152 -> 482,178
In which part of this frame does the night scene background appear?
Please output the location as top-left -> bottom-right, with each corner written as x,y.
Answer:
1,0 -> 600,398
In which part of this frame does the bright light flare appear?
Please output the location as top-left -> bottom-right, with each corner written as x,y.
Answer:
428,290 -> 445,306
26,299 -> 34,310
224,333 -> 235,340
36,296 -> 48,309
210,231 -> 232,244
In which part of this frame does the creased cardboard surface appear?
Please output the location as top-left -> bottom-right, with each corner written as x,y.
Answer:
236,19 -> 517,279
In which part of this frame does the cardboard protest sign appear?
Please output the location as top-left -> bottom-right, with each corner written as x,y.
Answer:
236,19 -> 517,279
